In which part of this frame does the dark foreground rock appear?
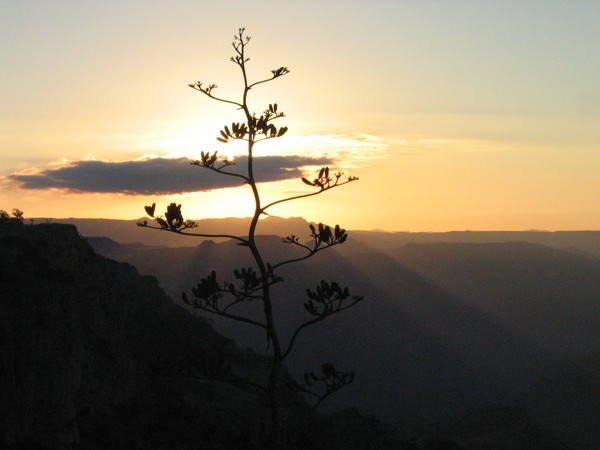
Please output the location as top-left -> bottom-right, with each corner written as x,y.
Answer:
0,221 -> 277,449
0,220 -> 574,449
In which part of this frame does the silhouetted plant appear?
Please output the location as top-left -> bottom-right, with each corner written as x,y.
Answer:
138,28 -> 361,449
0,208 -> 24,223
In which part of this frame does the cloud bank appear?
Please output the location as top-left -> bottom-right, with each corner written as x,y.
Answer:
9,156 -> 332,195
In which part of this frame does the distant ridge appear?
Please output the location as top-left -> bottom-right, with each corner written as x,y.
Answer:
32,216 -> 313,248
350,229 -> 600,258
31,216 -> 600,256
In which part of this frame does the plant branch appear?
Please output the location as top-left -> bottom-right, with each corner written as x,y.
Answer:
137,222 -> 249,244
242,278 -> 284,297
281,302 -> 358,361
188,84 -> 243,108
282,316 -> 327,361
248,74 -> 288,90
261,177 -> 357,213
195,375 -> 267,395
284,363 -> 355,422
272,245 -> 335,271
192,162 -> 250,183
273,223 -> 349,270
193,305 -> 267,330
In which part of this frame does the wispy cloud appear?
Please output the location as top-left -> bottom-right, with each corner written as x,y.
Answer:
4,132 -> 398,195
121,131 -> 401,164
257,132 -> 402,161
8,155 -> 332,195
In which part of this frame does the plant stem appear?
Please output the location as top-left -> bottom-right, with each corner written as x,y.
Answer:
238,39 -> 284,448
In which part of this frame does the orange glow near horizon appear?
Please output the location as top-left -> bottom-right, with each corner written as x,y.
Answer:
1,2 -> 599,232
2,126 -> 600,232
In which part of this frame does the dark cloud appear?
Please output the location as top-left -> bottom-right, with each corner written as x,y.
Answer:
9,156 -> 332,195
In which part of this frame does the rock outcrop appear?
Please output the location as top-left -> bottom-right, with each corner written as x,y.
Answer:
0,221 -> 262,449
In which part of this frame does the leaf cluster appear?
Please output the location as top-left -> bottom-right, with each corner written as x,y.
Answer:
217,122 -> 249,143
138,203 -> 198,232
310,223 -> 347,247
187,81 -> 217,96
277,223 -> 349,272
282,223 -> 347,249
304,280 -> 362,318
288,363 -> 355,405
233,266 -> 262,291
250,110 -> 288,140
191,151 -> 236,170
271,67 -> 290,78
302,166 -> 358,191
181,265 -> 282,330
190,270 -> 222,303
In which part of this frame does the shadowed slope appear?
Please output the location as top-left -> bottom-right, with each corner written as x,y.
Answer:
0,222 -> 282,448
84,229 -> 587,447
109,235 -> 550,428
390,242 -> 600,357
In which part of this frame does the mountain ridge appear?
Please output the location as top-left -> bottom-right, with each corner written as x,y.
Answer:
35,216 -> 600,257
83,223 -> 600,449
2,220 -> 585,448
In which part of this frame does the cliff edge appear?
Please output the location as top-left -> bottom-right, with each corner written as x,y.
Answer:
0,221 -> 265,449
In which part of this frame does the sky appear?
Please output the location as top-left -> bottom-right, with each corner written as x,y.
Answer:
1,0 -> 599,232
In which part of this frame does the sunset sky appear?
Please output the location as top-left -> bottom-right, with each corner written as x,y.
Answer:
1,1 -> 599,231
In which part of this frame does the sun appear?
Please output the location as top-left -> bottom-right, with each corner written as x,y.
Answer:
162,185 -> 256,220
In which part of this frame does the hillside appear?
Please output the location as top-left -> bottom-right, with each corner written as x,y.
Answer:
5,219 -> 462,449
4,218 -> 588,448
524,351 -> 600,450
390,242 -> 600,357
84,222 -> 600,449
0,220 -> 273,448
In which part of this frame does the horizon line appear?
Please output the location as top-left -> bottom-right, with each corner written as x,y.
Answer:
27,216 -> 600,234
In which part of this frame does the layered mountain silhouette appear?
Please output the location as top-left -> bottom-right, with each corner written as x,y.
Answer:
6,221 -> 416,449
4,216 -> 596,448
39,216 -> 600,257
81,216 -> 600,449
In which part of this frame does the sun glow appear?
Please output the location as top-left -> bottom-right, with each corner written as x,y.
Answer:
2,1 -> 599,232
163,185 -> 255,220
138,128 -> 396,168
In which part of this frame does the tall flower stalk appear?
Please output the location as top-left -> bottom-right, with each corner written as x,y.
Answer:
139,28 -> 361,449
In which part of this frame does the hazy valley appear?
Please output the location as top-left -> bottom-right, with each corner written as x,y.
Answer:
3,216 -> 599,449
80,216 -> 600,448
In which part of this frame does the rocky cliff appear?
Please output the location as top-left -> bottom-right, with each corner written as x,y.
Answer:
0,221 -> 272,449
